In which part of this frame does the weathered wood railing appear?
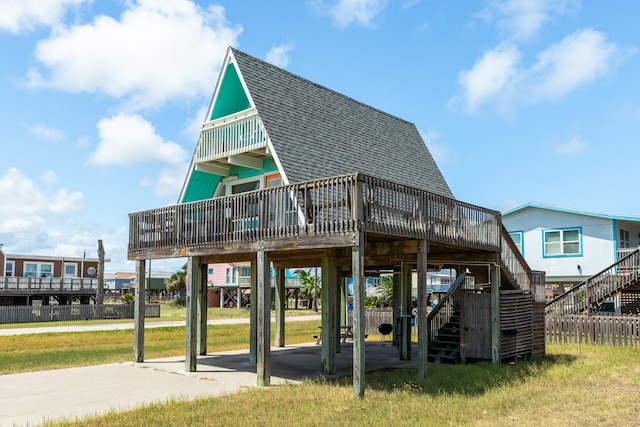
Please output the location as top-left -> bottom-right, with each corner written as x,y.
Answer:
129,173 -> 502,259
546,249 -> 640,315
0,277 -> 98,292
500,225 -> 531,290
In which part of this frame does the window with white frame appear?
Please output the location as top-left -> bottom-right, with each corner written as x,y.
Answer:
5,261 -> 14,277
543,228 -> 581,256
24,262 -> 54,278
226,268 -> 231,284
619,229 -> 630,248
508,231 -> 524,255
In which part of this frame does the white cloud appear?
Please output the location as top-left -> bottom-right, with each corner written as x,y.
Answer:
0,167 -> 83,233
528,28 -> 621,100
88,113 -> 188,166
154,163 -> 190,199
25,0 -> 242,110
311,0 -> 388,28
0,0 -> 90,34
30,124 -> 65,141
553,136 -> 587,156
182,105 -> 209,142
481,0 -> 578,41
41,170 -> 57,186
457,44 -> 520,113
266,43 -> 295,68
455,29 -> 626,113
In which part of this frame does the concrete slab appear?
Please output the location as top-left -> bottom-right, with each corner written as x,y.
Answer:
0,342 -> 416,426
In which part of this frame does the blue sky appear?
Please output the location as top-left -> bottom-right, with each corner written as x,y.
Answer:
1,0 -> 639,273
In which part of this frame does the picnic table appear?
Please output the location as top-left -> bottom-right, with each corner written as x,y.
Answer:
313,325 -> 366,344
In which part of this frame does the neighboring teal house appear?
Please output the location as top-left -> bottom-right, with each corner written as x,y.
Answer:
502,202 -> 640,293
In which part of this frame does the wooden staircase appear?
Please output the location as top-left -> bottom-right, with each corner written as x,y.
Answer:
546,249 -> 640,315
427,226 -> 539,363
428,309 -> 461,363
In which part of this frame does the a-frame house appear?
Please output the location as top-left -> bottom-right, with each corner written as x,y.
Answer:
128,47 -> 545,398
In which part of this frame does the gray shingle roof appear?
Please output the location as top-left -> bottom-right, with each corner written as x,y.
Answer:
231,48 -> 454,199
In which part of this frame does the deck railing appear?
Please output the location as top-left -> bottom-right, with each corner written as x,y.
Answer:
128,173 -> 502,258
196,110 -> 267,163
546,249 -> 640,315
0,276 -> 98,292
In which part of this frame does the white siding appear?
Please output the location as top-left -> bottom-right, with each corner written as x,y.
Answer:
503,208 -> 615,281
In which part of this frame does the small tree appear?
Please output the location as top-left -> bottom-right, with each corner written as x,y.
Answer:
294,269 -> 321,311
377,275 -> 394,307
166,271 -> 187,301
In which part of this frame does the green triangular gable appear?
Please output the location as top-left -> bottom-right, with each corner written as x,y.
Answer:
210,63 -> 251,120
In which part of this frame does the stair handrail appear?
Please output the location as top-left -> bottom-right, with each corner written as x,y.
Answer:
545,248 -> 640,315
427,272 -> 467,344
501,224 -> 532,290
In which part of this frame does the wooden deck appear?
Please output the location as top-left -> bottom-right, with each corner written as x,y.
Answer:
128,173 -> 502,264
0,276 -> 98,296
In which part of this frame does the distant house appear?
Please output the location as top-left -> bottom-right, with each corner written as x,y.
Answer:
502,202 -> 640,292
104,272 -> 136,293
0,245 -> 106,305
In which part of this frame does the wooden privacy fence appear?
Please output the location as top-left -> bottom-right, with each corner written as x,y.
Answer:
546,314 -> 640,347
348,308 -> 419,337
0,304 -> 161,324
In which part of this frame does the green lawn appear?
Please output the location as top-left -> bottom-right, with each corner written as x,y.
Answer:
36,343 -> 640,427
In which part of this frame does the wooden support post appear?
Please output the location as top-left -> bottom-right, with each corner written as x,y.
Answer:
351,177 -> 366,398
321,256 -> 337,375
400,262 -> 412,360
133,260 -> 145,363
417,241 -> 428,379
336,265 -> 344,353
491,264 -> 501,364
256,250 -> 271,386
186,256 -> 200,372
352,237 -> 366,398
459,266 -> 466,364
392,266 -> 401,342
198,263 -> 207,356
249,254 -> 257,364
275,268 -> 286,348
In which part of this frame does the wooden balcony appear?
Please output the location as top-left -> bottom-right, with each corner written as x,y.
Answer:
196,110 -> 268,167
128,173 -> 501,260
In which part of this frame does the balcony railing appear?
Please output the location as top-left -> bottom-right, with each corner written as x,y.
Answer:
196,110 -> 267,163
128,173 -> 502,259
0,277 -> 99,293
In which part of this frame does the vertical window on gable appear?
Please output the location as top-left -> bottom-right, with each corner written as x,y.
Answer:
208,267 -> 214,275
544,228 -> 581,256
620,229 -> 630,248
508,231 -> 524,255
226,268 -> 231,284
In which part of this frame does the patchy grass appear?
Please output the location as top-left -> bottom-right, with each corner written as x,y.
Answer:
0,305 -> 317,328
0,320 -> 319,375
41,343 -> 640,427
